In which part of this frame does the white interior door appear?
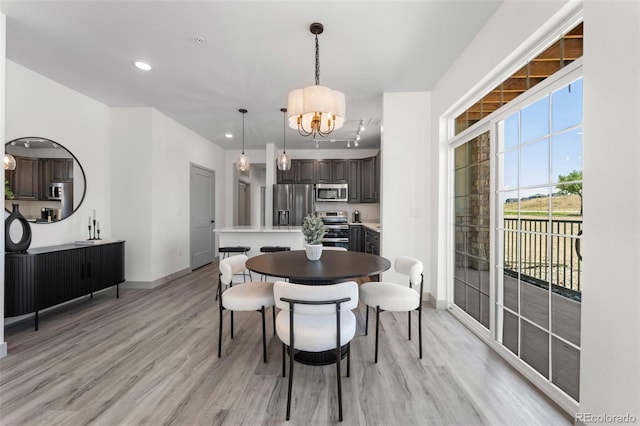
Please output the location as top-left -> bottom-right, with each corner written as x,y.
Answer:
190,164 -> 215,270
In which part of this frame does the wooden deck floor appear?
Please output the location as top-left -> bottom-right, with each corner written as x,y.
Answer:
0,262 -> 572,425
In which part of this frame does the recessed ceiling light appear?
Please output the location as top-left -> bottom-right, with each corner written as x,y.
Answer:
134,60 -> 153,71
225,133 -> 233,138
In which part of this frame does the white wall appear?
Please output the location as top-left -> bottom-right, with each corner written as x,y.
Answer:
5,61 -> 112,247
381,92 -> 431,286
580,0 -> 640,420
112,107 -> 227,283
4,63 -> 227,309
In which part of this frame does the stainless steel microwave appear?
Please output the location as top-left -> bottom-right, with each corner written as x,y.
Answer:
316,183 -> 348,202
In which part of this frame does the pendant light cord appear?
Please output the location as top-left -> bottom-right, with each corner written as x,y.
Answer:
282,108 -> 287,153
241,110 -> 246,154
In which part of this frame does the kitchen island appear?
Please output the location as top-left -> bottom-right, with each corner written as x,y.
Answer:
215,226 -> 304,258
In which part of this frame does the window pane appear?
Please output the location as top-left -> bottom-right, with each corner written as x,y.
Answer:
552,78 -> 583,132
520,139 -> 549,187
521,96 -> 550,143
504,112 -> 519,150
552,337 -> 580,401
502,309 -> 519,355
502,150 -> 518,190
552,128 -> 583,183
521,321 -> 549,378
551,293 -> 581,346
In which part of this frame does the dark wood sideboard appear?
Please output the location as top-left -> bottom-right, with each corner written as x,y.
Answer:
4,240 -> 125,330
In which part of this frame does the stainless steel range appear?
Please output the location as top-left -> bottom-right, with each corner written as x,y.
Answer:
317,211 -> 349,250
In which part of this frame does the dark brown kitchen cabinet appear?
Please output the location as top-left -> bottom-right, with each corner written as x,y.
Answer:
360,155 -> 380,203
349,224 -> 363,252
347,160 -> 361,202
9,156 -> 38,200
4,241 -> 125,331
277,159 -> 317,184
39,158 -> 73,199
317,159 -> 348,183
364,227 -> 380,255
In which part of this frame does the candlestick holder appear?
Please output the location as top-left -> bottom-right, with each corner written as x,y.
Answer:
97,229 -> 101,240
92,220 -> 97,240
88,225 -> 93,240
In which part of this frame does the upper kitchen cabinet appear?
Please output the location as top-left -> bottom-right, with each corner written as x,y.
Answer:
38,158 -> 74,200
277,159 -> 317,183
360,154 -> 380,203
7,156 -> 38,200
317,159 -> 348,183
347,159 -> 361,202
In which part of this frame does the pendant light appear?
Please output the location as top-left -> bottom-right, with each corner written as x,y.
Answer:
287,23 -> 345,138
4,153 -> 16,170
277,107 -> 292,171
236,108 -> 250,172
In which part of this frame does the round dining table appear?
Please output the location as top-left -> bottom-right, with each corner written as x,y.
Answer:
246,249 -> 391,365
245,249 -> 391,285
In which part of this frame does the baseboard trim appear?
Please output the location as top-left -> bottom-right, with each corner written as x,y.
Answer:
0,342 -> 7,358
122,268 -> 191,290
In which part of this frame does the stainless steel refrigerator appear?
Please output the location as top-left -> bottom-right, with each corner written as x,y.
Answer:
273,184 -> 315,226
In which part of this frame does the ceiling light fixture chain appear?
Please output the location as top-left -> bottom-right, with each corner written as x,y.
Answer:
314,29 -> 320,86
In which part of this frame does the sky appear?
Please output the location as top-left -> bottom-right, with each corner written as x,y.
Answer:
500,77 -> 583,200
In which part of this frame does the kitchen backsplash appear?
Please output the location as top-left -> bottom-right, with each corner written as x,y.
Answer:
315,202 -> 380,223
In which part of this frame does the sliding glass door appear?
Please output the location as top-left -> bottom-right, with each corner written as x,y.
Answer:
495,74 -> 583,401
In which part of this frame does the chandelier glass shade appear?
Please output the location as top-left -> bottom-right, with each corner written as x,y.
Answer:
236,108 -> 250,172
287,23 -> 345,138
277,107 -> 292,171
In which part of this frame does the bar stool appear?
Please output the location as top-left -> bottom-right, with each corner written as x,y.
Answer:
217,246 -> 252,299
259,246 -> 290,281
219,246 -> 251,258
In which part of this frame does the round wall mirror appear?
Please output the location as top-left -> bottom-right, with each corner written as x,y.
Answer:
5,137 -> 87,223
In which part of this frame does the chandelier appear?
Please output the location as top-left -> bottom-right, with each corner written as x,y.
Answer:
287,23 -> 345,138
236,108 -> 250,172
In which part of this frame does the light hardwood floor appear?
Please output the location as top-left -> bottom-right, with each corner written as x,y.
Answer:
0,262 -> 572,425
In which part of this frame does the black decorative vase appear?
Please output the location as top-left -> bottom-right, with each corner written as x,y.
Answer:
5,203 -> 32,253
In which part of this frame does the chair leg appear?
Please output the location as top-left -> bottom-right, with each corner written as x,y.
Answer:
261,306 -> 267,363
272,306 -> 276,336
418,307 -> 423,359
230,311 -> 234,339
347,342 -> 351,378
282,342 -> 286,377
408,311 -> 412,341
218,307 -> 223,358
365,306 -> 369,336
375,306 -> 380,363
286,343 -> 294,420
336,342 -> 343,422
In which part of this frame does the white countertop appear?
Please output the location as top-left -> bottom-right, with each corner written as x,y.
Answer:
215,226 -> 302,233
350,222 -> 381,232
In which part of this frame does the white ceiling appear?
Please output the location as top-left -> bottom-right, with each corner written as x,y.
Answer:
1,1 -> 502,151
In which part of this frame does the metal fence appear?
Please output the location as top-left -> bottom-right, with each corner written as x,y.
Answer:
503,218 -> 582,297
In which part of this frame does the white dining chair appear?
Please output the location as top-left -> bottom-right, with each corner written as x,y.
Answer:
322,246 -> 348,251
274,280 -> 358,422
217,255 -> 275,363
359,256 -> 424,363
